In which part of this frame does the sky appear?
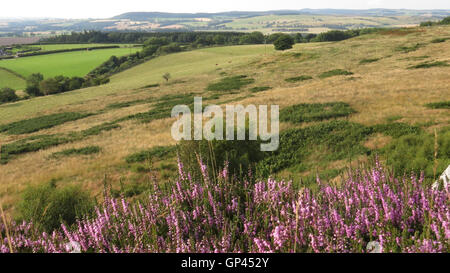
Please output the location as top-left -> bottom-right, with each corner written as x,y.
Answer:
1,0 -> 450,19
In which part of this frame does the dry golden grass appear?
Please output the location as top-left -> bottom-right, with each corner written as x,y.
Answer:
1,25 -> 449,213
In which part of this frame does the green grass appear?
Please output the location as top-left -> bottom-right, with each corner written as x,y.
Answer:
425,101 -> 450,109
382,128 -> 450,179
285,75 -> 313,83
0,45 -> 272,124
50,146 -> 101,158
206,75 -> 255,92
0,112 -> 91,135
0,68 -> 26,90
318,69 -> 353,78
280,102 -> 356,123
409,61 -> 449,69
0,48 -> 140,79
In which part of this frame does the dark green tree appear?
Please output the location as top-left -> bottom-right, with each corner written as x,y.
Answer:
274,34 -> 295,51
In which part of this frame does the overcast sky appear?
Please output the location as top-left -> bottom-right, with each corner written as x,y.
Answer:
2,0 -> 450,19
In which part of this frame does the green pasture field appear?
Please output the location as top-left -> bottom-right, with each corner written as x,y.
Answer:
0,47 -> 140,79
0,68 -> 26,90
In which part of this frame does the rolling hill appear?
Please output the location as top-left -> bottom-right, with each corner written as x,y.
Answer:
0,24 -> 449,216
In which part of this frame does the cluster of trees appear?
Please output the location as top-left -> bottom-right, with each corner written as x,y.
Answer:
24,73 -> 109,97
0,87 -> 18,104
420,16 -> 450,27
42,31 -> 251,45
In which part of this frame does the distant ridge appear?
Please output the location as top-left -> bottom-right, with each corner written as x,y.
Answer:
113,9 -> 450,20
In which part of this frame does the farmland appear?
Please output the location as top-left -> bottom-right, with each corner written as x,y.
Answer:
0,68 -> 25,89
0,46 -> 140,80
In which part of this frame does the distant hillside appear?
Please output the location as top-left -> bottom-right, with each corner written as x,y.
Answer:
113,9 -> 450,20
1,9 -> 449,35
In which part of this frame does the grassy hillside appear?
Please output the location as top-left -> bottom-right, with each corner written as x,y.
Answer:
0,25 -> 449,214
0,47 -> 139,79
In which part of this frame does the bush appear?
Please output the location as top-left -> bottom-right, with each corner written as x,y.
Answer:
250,86 -> 272,92
0,112 -> 92,135
0,87 -> 18,103
409,61 -> 449,69
125,146 -> 177,164
50,146 -> 101,158
280,102 -> 356,124
285,75 -> 313,83
18,182 -> 95,232
382,128 -> 450,179
425,101 -> 450,109
206,75 -> 255,92
274,34 -> 295,51
359,58 -> 380,64
319,69 -> 353,78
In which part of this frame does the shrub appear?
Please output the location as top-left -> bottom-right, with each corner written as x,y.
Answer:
285,75 -> 313,83
257,120 -> 372,176
51,146 -> 101,158
409,61 -> 449,69
250,86 -> 272,92
359,58 -> 380,64
0,135 -> 72,164
0,87 -> 18,103
371,122 -> 421,138
425,101 -> 450,109
17,182 -> 95,232
206,75 -> 255,92
274,34 -> 295,51
125,146 -> 177,164
395,43 -> 423,53
280,102 -> 355,124
319,69 -> 353,78
0,112 -> 91,135
4,161 -> 447,253
382,128 -> 450,179
431,38 -> 448,43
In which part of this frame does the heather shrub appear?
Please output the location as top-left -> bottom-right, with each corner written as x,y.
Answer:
425,101 -> 450,109
285,75 -> 313,83
2,160 -> 448,253
318,69 -> 353,78
0,112 -> 91,135
50,146 -> 101,158
206,75 -> 255,92
17,182 -> 95,232
280,102 -> 355,123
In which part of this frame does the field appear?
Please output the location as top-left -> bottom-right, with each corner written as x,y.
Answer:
0,46 -> 140,80
0,37 -> 41,46
0,68 -> 25,89
0,24 -> 449,222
